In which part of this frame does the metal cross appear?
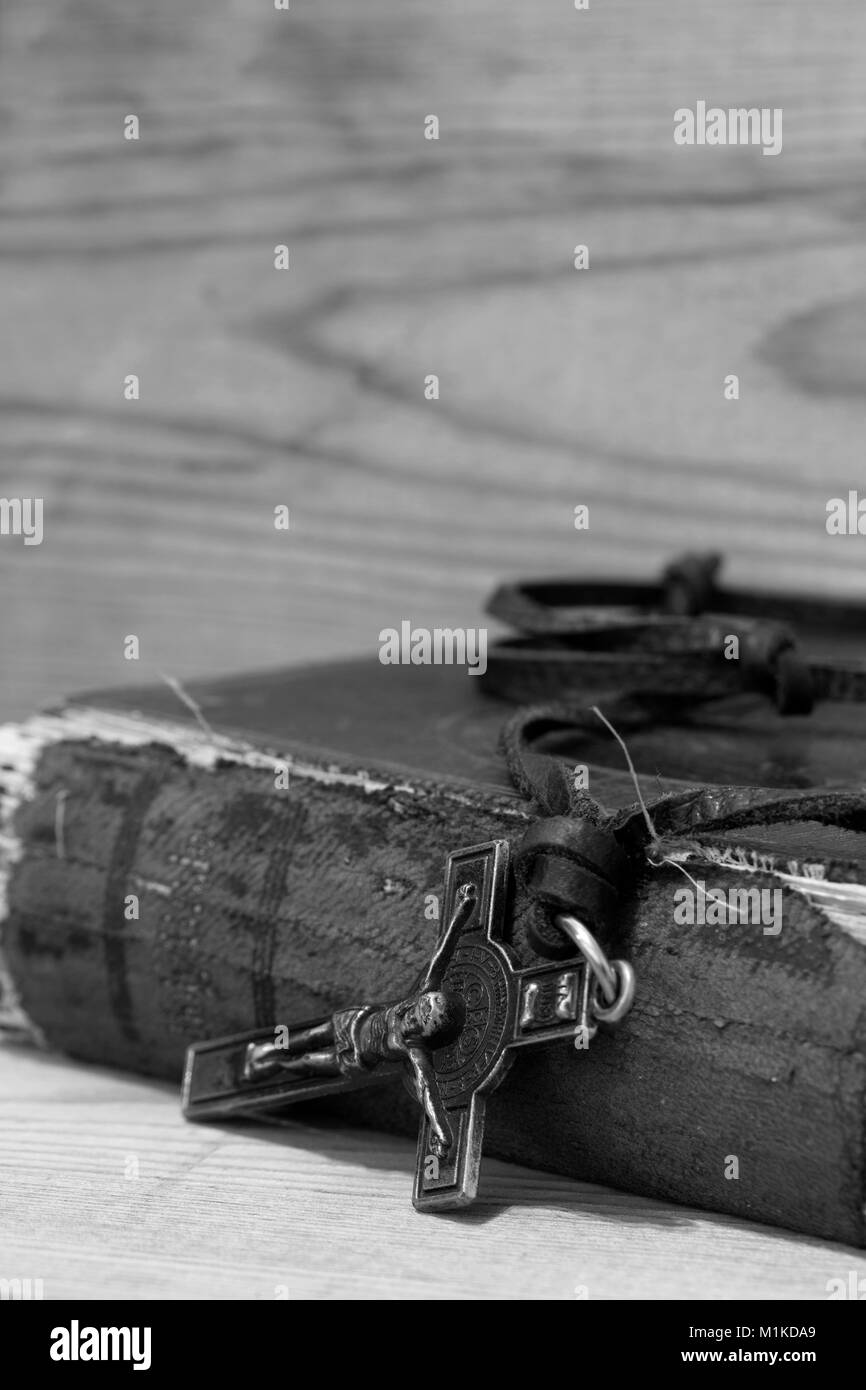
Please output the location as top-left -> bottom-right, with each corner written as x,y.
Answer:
182,839 -> 603,1211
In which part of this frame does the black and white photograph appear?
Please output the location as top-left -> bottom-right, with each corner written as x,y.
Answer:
2,0 -> 866,1338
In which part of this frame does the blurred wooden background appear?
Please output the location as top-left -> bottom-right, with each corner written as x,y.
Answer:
1,0 -> 866,721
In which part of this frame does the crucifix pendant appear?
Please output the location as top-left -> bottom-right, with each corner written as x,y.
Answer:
182,839 -> 628,1212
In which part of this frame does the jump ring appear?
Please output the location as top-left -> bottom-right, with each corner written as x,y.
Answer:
554,913 -> 618,1004
591,959 -> 636,1024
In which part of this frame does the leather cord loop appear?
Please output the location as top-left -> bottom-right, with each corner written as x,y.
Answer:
490,553 -> 866,963
500,702 -> 614,821
486,552 -> 861,714
488,554 -> 866,638
514,816 -> 633,956
501,693 -> 866,842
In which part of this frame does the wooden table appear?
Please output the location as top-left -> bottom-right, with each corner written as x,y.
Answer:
2,0 -> 866,1298
3,1045 -> 865,1300
1,0 -> 866,721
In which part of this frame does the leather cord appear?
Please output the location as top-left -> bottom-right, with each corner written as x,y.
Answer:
488,554 -> 866,931
487,551 -> 866,636
486,552 -> 866,716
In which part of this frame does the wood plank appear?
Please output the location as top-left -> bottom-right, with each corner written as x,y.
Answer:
1,0 -> 865,718
2,1045 -> 865,1300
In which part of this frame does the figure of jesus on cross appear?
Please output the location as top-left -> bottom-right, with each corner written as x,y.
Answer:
240,883 -> 477,1158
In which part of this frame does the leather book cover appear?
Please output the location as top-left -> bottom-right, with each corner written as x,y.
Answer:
1,658 -> 866,1245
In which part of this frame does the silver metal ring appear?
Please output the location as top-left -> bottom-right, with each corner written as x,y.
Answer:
591,959 -> 635,1023
554,914 -> 618,1004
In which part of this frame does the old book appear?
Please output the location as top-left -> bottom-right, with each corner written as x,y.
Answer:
2,659 -> 866,1244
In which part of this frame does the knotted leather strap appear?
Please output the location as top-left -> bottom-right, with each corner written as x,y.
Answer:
486,552 -> 866,716
488,551 -> 866,635
489,554 -> 866,943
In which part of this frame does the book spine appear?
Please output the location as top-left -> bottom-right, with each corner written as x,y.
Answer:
0,718 -> 56,1043
1,711 -> 865,1247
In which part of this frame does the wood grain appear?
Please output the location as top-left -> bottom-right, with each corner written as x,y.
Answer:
1,0 -> 866,719
3,1045 -> 866,1300
3,0 -> 866,1298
